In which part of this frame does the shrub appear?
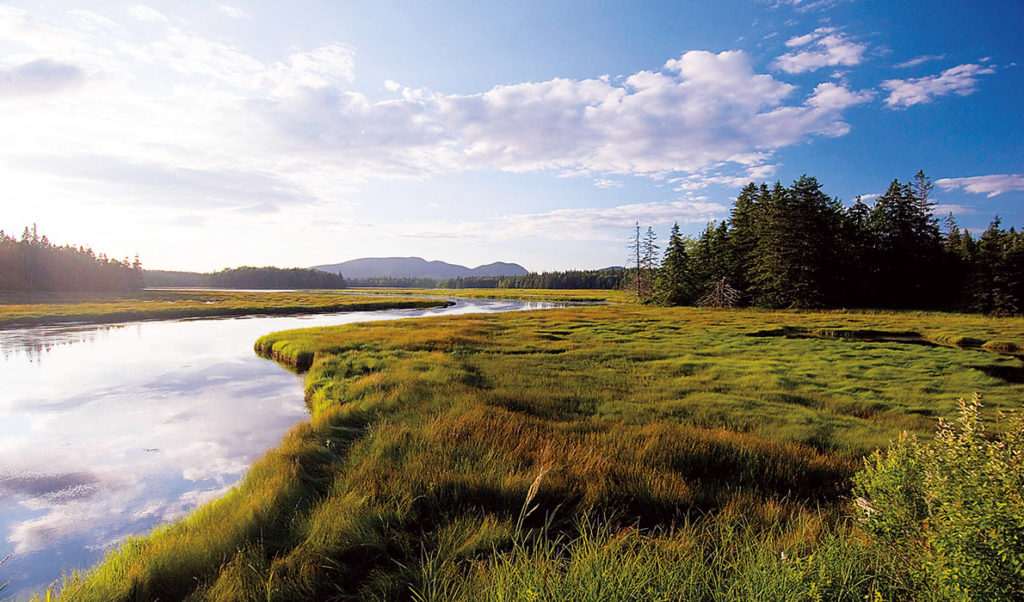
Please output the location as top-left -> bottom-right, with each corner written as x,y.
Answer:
852,394 -> 1024,600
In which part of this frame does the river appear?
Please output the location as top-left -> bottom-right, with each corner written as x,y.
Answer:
0,299 -> 553,599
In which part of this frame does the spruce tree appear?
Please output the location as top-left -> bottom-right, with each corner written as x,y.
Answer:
869,176 -> 943,308
690,221 -> 732,301
655,223 -> 696,306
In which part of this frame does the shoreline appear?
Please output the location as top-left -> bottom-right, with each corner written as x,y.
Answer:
0,298 -> 454,330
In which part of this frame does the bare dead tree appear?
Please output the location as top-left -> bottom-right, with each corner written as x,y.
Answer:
697,277 -> 742,308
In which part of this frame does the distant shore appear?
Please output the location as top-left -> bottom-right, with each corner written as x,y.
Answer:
0,289 -> 453,329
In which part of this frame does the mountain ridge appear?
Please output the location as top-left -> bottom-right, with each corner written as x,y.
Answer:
315,257 -> 528,279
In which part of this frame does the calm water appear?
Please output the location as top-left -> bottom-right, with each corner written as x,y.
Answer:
0,299 -> 552,598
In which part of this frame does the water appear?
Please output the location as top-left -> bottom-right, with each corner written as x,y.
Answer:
0,299 -> 552,598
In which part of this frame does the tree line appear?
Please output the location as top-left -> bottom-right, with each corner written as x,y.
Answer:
639,172 -> 1024,314
345,270 -> 627,290
206,266 -> 347,289
0,225 -> 143,293
145,267 -> 348,289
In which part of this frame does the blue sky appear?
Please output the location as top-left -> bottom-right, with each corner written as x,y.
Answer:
0,1 -> 1020,272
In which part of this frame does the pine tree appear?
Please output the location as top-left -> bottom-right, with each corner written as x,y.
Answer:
654,223 -> 696,305
869,176 -> 943,308
726,182 -> 764,291
690,221 -> 732,301
747,177 -> 840,308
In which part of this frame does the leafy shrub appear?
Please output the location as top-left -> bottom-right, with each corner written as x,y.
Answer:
852,394 -> 1024,600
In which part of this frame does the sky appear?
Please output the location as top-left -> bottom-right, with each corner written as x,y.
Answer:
0,1 -> 1021,272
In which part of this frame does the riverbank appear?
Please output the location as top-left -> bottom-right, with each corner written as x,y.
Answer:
48,303 -> 1024,600
350,287 -> 628,304
0,289 -> 453,328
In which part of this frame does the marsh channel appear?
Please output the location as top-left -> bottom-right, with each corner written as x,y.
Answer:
0,298 -> 558,599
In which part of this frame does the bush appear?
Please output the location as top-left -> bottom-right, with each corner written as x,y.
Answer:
852,394 -> 1024,600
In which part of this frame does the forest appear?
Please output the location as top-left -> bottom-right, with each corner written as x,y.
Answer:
205,266 -> 348,289
641,172 -> 1024,314
0,226 -> 143,293
145,267 -> 348,289
344,269 -> 626,290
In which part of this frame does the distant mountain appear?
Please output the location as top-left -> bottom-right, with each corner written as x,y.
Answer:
315,257 -> 528,280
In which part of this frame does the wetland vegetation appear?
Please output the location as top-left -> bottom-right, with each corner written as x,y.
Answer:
0,290 -> 451,328
38,302 -> 1024,601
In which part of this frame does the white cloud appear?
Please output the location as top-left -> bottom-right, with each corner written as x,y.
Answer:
128,5 -> 167,23
881,63 -> 996,108
894,54 -> 946,69
593,178 -> 624,188
0,58 -> 85,97
0,6 -> 871,250
936,174 -> 1024,198
774,28 -> 866,73
504,199 -> 728,241
670,163 -> 780,192
217,5 -> 249,19
260,49 -> 869,180
773,0 -> 853,12
264,43 -> 356,94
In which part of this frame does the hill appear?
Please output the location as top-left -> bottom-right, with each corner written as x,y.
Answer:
315,257 -> 528,280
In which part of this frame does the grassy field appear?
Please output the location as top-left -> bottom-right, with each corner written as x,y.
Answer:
0,289 -> 453,327
43,302 -> 1024,601
350,287 -> 629,304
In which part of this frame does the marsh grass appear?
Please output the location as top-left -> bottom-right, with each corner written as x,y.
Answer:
351,287 -> 629,304
0,289 -> 451,327
45,304 -> 1024,600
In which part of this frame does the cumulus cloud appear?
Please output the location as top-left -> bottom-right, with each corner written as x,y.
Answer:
0,6 -> 871,234
936,174 -> 1024,198
0,58 -> 85,97
774,28 -> 867,73
217,5 -> 248,19
881,62 -> 996,108
262,49 -> 870,180
128,5 -> 167,23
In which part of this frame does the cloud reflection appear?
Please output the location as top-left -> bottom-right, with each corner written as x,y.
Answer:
0,300 -> 544,596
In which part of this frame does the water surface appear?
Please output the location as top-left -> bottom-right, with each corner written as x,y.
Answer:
0,299 -> 551,598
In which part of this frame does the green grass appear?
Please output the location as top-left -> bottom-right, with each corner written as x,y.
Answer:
44,304 -> 1024,601
0,289 -> 452,327
349,287 -> 629,304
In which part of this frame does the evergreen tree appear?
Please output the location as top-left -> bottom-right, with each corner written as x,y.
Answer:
689,221 -> 732,301
869,176 -> 943,308
726,182 -> 764,291
748,177 -> 840,308
654,223 -> 696,305
973,218 -> 1024,315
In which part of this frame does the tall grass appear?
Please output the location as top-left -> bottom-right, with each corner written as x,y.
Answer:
44,304 -> 1024,600
0,289 -> 451,327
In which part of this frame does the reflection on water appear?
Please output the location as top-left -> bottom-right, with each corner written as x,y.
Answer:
0,299 -> 553,598
0,324 -> 129,363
